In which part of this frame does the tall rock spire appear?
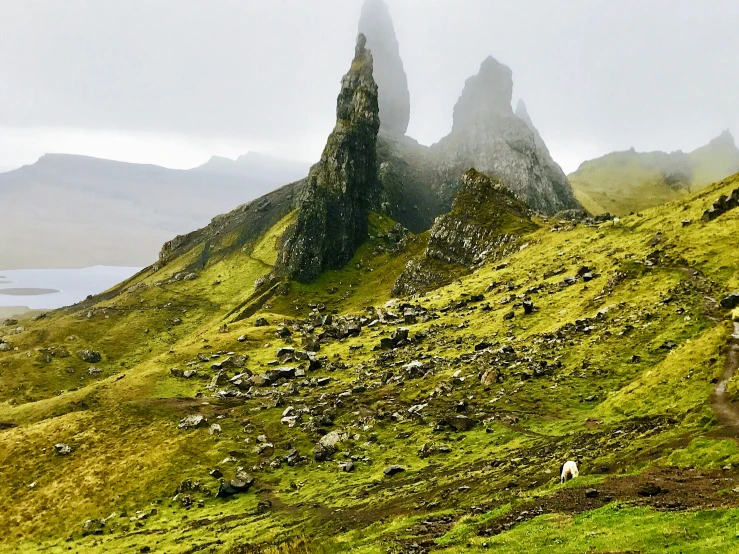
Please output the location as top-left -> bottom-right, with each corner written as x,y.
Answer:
431,56 -> 581,215
358,0 -> 411,136
274,34 -> 380,283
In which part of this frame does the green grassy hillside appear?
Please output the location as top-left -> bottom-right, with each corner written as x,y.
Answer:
2,174 -> 739,553
570,131 -> 739,216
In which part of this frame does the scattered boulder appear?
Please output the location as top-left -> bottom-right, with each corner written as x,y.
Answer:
255,318 -> 269,327
445,415 -> 476,432
637,483 -> 663,497
178,415 -> 207,431
720,293 -> 739,310
702,188 -> 739,222
384,465 -> 406,476
82,518 -> 104,536
87,367 -> 103,377
216,472 -> 254,498
54,443 -> 72,456
314,430 -> 346,461
77,350 -> 101,363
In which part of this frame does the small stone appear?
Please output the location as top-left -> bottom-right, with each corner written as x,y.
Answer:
54,443 -> 72,455
384,465 -> 405,476
178,415 -> 207,430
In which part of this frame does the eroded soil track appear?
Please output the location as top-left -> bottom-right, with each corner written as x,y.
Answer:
710,322 -> 739,433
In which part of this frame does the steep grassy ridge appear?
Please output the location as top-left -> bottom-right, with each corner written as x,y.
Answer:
570,132 -> 739,216
1,174 -> 739,553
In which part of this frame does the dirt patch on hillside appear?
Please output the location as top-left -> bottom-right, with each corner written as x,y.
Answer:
478,466 -> 739,537
710,322 -> 739,436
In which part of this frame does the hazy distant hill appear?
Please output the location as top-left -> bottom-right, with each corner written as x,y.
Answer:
0,153 -> 309,269
570,130 -> 739,215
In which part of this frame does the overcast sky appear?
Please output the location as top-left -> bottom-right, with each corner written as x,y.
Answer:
1,0 -> 738,174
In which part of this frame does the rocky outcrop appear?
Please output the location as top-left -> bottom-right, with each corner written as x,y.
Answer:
273,34 -> 380,283
393,169 -> 538,296
702,187 -> 739,221
358,0 -> 410,136
431,57 -> 581,215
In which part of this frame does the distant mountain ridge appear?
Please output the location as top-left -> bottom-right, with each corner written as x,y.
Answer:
0,152 -> 310,269
570,130 -> 739,215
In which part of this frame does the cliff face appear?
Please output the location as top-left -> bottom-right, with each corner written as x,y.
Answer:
358,0 -> 411,136
431,57 -> 581,215
273,34 -> 380,283
393,168 -> 538,296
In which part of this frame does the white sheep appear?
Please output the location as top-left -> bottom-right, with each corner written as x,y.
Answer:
560,460 -> 579,484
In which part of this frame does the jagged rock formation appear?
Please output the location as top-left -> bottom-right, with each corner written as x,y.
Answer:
393,168 -> 538,296
273,34 -> 380,283
358,0 -> 410,136
430,57 -> 581,215
570,130 -> 739,215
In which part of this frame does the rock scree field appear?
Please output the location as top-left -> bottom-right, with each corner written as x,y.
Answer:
2,168 -> 739,552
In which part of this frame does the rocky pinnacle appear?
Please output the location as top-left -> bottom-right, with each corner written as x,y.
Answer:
432,56 -> 581,214
358,0 -> 411,136
274,34 -> 380,283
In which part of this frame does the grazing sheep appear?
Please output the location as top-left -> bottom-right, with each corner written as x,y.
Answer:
560,460 -> 579,484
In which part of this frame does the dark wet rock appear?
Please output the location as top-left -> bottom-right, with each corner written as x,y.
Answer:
216,472 -> 254,498
384,464 -> 406,476
77,349 -> 101,363
255,318 -> 269,327
445,415 -> 476,432
721,293 -> 739,310
523,299 -> 535,315
209,469 -> 223,479
274,34 -> 380,283
276,327 -> 292,339
702,188 -> 739,222
637,483 -> 663,497
585,488 -> 599,498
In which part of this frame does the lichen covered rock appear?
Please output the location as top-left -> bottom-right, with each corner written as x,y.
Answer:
274,34 -> 380,283
393,169 -> 537,295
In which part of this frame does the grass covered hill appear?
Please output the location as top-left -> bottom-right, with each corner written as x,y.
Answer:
1,168 -> 739,552
570,130 -> 739,216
